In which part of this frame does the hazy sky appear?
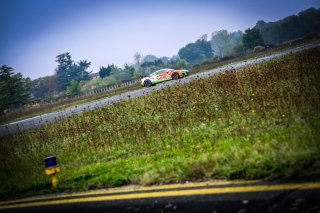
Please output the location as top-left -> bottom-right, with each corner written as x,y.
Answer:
1,0 -> 319,79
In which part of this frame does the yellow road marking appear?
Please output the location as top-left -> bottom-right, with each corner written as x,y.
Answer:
0,180 -> 258,206
1,182 -> 319,210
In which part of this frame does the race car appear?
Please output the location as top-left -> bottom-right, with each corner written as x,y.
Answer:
141,68 -> 189,87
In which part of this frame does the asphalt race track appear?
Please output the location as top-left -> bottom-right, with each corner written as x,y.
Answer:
0,44 -> 319,137
0,179 -> 319,213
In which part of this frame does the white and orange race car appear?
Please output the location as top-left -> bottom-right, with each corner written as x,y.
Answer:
141,68 -> 189,87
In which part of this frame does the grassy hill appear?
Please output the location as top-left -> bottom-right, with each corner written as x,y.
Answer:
0,47 -> 319,200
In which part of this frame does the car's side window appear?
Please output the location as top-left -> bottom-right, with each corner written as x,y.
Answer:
158,69 -> 166,74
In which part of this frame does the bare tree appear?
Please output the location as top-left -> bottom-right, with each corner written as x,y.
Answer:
133,52 -> 143,70
211,30 -> 242,57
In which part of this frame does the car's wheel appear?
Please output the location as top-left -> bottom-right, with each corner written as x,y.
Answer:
172,72 -> 179,80
144,79 -> 152,87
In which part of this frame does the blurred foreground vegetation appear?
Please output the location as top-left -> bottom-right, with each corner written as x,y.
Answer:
0,47 -> 319,200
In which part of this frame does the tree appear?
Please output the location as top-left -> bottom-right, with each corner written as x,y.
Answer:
233,44 -> 247,56
141,61 -> 154,69
143,55 -> 157,63
160,56 -> 170,65
99,66 -> 110,78
178,36 -> 213,63
123,63 -> 135,75
0,65 -> 30,114
30,75 -> 58,100
242,28 -> 265,50
55,53 -> 92,91
109,64 -> 122,75
171,55 -> 180,62
76,60 -> 92,82
254,8 -> 320,44
55,52 -> 73,91
211,30 -> 243,57
176,59 -> 187,69
66,79 -> 81,96
134,52 -> 143,70
154,59 -> 164,67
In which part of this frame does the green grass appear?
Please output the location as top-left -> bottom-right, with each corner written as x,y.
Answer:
0,47 -> 320,201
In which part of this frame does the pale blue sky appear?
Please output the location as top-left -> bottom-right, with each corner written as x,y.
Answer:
1,0 -> 319,79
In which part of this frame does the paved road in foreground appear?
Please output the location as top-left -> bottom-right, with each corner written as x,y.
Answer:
0,179 -> 319,213
0,44 -> 319,137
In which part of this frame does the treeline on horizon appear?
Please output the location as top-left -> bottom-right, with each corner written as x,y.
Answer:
0,7 -> 319,115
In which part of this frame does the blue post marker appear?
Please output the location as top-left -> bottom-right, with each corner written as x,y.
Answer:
44,156 -> 61,187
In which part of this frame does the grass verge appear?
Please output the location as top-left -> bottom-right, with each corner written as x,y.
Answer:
0,47 -> 319,201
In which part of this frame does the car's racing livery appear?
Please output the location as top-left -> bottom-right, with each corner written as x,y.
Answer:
141,68 -> 189,87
